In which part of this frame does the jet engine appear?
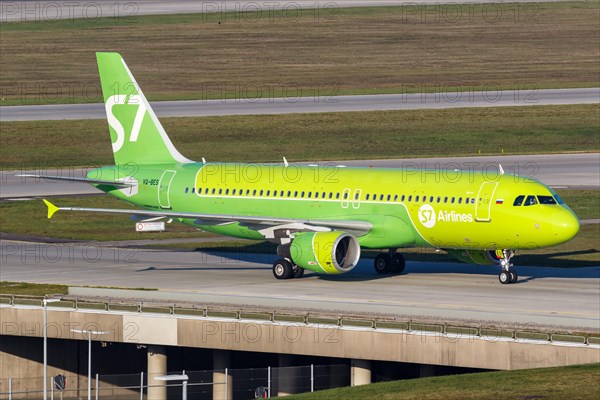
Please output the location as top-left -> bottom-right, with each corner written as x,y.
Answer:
278,231 -> 361,274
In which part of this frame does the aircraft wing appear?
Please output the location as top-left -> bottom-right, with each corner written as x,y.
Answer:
18,174 -> 135,187
43,199 -> 373,238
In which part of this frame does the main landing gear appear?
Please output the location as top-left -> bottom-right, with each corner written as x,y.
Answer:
272,258 -> 304,280
374,250 -> 406,274
498,250 -> 518,284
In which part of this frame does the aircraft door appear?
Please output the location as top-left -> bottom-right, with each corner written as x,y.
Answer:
158,170 -> 177,209
475,181 -> 498,222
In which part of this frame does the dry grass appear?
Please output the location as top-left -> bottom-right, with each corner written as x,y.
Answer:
1,105 -> 598,167
1,2 -> 598,105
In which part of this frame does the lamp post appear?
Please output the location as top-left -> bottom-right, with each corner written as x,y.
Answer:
154,375 -> 189,400
43,297 -> 60,400
71,329 -> 108,400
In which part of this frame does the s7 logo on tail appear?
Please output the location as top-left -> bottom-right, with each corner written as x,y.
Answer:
105,94 -> 147,152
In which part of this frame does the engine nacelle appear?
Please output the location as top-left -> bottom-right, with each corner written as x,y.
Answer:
284,231 -> 361,274
446,249 -> 504,265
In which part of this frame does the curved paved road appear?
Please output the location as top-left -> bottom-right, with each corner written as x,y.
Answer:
1,88 -> 598,122
0,240 -> 598,329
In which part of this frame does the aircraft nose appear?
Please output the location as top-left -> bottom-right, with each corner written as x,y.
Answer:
553,208 -> 580,244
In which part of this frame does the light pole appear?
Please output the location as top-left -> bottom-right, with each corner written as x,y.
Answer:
71,329 -> 108,400
154,375 -> 189,400
43,297 -> 60,400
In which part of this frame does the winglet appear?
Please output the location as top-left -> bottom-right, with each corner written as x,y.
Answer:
43,199 -> 59,219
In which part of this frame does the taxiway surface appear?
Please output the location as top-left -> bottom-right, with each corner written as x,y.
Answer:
1,88 -> 598,122
1,240 -> 598,330
0,0 -> 567,22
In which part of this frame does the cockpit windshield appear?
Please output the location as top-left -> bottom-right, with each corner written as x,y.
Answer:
513,194 -> 559,206
554,194 -> 565,204
538,195 -> 557,205
524,195 -> 538,206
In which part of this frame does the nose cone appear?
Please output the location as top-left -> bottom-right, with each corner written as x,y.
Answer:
553,208 -> 580,244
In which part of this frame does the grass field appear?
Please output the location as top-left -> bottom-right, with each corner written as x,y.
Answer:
1,105 -> 599,168
1,2 -> 598,105
283,363 -> 600,400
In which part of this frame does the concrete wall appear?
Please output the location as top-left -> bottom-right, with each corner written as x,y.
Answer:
2,306 -> 598,377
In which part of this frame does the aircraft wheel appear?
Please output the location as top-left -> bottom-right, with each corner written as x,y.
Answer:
293,265 -> 305,279
510,270 -> 519,283
390,253 -> 406,274
374,254 -> 391,274
499,271 -> 511,284
273,258 -> 294,280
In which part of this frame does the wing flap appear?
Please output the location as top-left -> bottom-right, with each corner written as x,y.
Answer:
18,174 -> 134,187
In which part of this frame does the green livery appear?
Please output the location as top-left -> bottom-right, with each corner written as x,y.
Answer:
40,53 -> 580,285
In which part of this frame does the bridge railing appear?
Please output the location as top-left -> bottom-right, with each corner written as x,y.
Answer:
1,293 -> 599,346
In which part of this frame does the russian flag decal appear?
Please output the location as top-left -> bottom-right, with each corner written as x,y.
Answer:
496,199 -> 504,204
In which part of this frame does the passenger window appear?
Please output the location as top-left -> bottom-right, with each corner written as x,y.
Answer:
366,194 -> 370,200
287,191 -> 291,197
408,195 -> 412,202
379,194 -> 383,201
294,191 -> 298,197
343,192 -> 348,200
444,196 -> 448,203
322,192 -> 326,198
458,197 -> 462,204
524,195 -> 538,206
437,196 -> 441,203
315,192 -> 319,198
302,191 -> 305,197
471,198 -> 475,204
225,189 -> 229,195
513,195 -> 525,206
355,192 -> 360,200
394,194 -> 398,201
212,188 -> 216,195
451,197 -> 455,203
387,194 -> 391,201
308,192 -> 312,198
538,195 -> 557,205
336,193 -> 340,199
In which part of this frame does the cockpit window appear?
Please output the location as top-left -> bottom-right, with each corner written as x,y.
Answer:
554,194 -> 564,204
538,195 -> 557,205
524,195 -> 538,206
513,195 -> 525,206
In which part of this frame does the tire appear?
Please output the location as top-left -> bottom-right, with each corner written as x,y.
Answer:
293,265 -> 305,279
390,253 -> 406,274
510,270 -> 518,283
499,271 -> 511,284
374,254 -> 391,274
273,258 -> 294,280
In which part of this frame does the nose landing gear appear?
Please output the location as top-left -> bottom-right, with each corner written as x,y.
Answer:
498,250 -> 518,284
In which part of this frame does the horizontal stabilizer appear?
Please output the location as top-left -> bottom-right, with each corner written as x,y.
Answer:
18,174 -> 134,187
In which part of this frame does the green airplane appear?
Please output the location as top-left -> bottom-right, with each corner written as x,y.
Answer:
37,52 -> 580,284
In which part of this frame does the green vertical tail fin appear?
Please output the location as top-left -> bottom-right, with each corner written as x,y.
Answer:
96,52 -> 193,165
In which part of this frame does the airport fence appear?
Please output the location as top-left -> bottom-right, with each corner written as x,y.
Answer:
0,364 -> 349,399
